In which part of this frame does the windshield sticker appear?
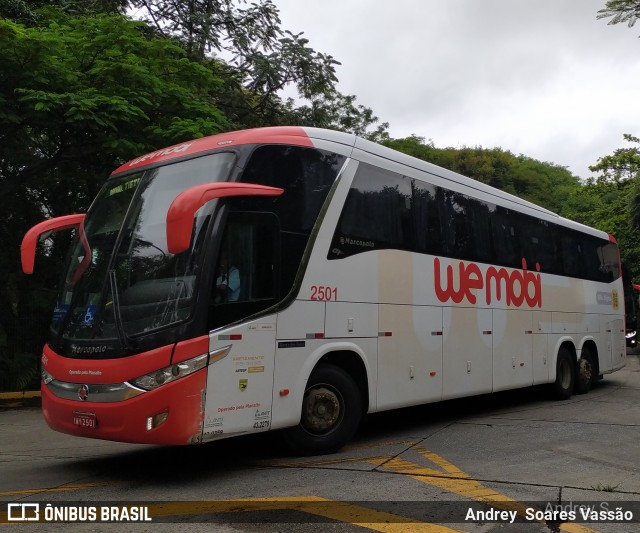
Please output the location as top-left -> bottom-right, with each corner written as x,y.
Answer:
52,304 -> 70,323
82,304 -> 97,325
108,177 -> 140,197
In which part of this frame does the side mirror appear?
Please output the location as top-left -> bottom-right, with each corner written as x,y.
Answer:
21,214 -> 86,274
166,182 -> 283,254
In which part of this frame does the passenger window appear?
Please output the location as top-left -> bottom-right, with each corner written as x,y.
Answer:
518,215 -> 555,273
412,180 -> 441,255
491,207 -> 520,268
329,163 -> 413,258
439,190 -> 470,260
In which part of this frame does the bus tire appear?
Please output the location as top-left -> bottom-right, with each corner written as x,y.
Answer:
551,348 -> 574,400
575,346 -> 595,395
283,364 -> 362,456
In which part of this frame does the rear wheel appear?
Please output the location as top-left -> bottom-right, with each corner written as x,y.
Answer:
283,364 -> 362,455
575,346 -> 595,394
551,347 -> 574,400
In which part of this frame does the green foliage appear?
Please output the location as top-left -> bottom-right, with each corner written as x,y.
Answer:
0,10 -> 228,390
130,0 -> 283,62
128,0 -> 388,138
570,134 -> 640,281
589,134 -> 640,181
597,1 -> 640,30
286,93 -> 390,142
0,350 -> 40,392
384,136 -> 581,213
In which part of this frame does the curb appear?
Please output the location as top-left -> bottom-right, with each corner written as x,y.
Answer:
0,390 -> 41,409
0,391 -> 41,400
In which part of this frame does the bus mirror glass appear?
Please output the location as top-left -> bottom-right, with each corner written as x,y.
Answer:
21,214 -> 86,274
166,182 -> 283,254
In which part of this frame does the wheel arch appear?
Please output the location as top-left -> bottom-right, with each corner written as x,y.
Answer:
551,337 -> 577,382
290,342 -> 372,425
578,338 -> 600,378
315,349 -> 369,416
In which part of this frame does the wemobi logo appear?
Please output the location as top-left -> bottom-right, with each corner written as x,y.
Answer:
434,257 -> 542,308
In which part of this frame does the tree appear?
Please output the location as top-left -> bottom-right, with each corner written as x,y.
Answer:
0,11 -> 228,389
588,134 -> 640,181
128,0 -> 388,138
597,1 -> 640,30
384,136 -> 581,213
561,135 -> 640,281
129,1 -> 338,94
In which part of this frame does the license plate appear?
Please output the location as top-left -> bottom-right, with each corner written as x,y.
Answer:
73,412 -> 97,429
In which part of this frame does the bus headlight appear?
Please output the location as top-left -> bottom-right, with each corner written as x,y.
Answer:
626,330 -> 637,339
130,353 -> 209,391
41,367 -> 54,385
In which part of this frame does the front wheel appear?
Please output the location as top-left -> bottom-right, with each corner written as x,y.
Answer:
551,347 -> 574,400
283,365 -> 362,455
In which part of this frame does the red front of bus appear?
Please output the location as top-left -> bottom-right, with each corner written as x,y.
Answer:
40,338 -> 209,445
23,141 -> 256,445
21,127 -> 333,446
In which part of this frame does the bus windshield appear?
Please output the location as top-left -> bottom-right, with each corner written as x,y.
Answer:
51,152 -> 235,354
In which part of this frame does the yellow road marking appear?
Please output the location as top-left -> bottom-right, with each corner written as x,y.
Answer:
150,497 -> 466,532
0,446 -> 607,532
0,482 -> 114,497
372,446 -> 601,533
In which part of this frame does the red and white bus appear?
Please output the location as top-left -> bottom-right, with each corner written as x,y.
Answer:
21,126 -> 626,454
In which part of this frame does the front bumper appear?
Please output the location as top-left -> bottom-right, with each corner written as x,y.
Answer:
41,370 -> 207,445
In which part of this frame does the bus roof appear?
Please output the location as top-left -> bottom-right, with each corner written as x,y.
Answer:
111,126 -> 609,241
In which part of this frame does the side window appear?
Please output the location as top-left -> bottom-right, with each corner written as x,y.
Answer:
238,145 -> 345,295
209,212 -> 279,330
518,215 -> 555,273
491,206 -> 520,268
587,237 -> 619,282
438,190 -> 470,260
559,230 -> 586,279
240,145 -> 345,233
329,163 -> 413,258
412,180 -> 441,255
467,199 -> 493,264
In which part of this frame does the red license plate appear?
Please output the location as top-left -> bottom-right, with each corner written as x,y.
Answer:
73,412 -> 97,429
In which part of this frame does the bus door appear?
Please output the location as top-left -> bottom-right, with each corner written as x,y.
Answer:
202,212 -> 280,441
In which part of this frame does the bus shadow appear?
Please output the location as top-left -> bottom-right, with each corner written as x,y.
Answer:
67,380 -> 616,486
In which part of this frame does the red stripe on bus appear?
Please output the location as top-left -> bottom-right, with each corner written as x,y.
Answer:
112,126 -> 313,174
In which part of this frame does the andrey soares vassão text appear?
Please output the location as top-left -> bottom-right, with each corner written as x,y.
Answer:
465,503 -> 635,524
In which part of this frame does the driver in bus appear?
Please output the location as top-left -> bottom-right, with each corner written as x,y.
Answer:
215,248 -> 240,302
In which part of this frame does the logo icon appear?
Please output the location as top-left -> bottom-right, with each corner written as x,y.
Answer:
239,379 -> 248,392
78,384 -> 89,401
7,503 -> 40,521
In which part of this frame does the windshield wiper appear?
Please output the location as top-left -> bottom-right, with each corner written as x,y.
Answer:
108,270 -> 131,351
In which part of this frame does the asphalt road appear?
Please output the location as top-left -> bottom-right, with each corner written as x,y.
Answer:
1,354 -> 639,532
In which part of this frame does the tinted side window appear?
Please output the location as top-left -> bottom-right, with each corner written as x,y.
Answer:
439,190 -> 470,260
239,145 -> 345,233
518,215 -> 556,273
235,145 -> 346,299
329,163 -> 413,258
559,230 -> 587,279
584,236 -> 619,282
412,180 -> 442,255
491,207 -> 520,268
467,199 -> 494,264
